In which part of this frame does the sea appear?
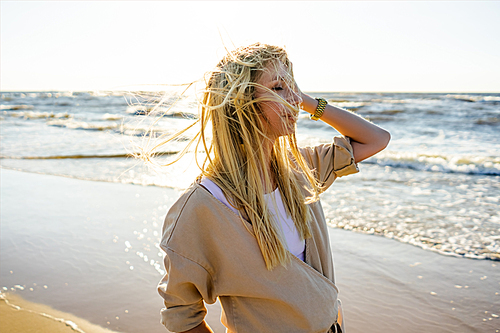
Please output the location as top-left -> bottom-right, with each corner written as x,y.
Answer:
1,90 -> 499,262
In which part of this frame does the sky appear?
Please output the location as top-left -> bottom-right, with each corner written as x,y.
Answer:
1,1 -> 500,92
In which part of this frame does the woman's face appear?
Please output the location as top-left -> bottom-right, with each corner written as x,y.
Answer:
254,61 -> 302,140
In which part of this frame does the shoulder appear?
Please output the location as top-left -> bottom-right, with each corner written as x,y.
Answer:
165,183 -> 209,223
161,184 -> 213,244
160,182 -> 241,250
159,182 -> 252,274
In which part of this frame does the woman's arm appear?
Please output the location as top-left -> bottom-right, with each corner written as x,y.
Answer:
180,321 -> 214,333
300,93 -> 390,163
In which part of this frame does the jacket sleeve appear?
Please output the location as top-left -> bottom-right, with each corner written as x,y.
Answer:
158,248 -> 215,332
299,136 -> 359,191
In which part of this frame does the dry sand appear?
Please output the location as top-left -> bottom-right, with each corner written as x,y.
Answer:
1,169 -> 499,332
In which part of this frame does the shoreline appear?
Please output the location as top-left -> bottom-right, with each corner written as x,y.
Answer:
3,164 -> 497,263
0,293 -> 119,333
1,168 -> 499,333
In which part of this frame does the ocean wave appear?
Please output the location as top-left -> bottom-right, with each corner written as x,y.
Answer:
54,101 -> 74,107
330,101 -> 368,110
367,151 -> 500,176
474,117 -> 500,125
102,113 -> 123,121
125,104 -> 197,118
445,94 -> 500,104
329,94 -> 500,106
483,95 -> 500,102
0,152 -> 177,160
370,99 -> 410,104
1,105 -> 35,111
2,110 -> 70,119
328,222 -> 500,261
361,109 -> 407,117
446,94 -> 481,102
1,91 -> 125,100
126,105 -> 161,115
46,119 -> 117,131
42,117 -> 194,139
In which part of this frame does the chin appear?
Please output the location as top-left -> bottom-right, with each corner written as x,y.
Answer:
280,128 -> 296,138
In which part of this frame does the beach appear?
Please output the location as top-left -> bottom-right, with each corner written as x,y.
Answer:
1,88 -> 499,333
0,169 -> 225,333
2,91 -> 499,262
1,168 -> 498,333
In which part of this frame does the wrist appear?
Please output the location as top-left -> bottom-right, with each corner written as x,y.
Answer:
300,93 -> 318,114
310,97 -> 327,121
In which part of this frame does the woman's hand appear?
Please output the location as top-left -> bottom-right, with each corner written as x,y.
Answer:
300,92 -> 390,163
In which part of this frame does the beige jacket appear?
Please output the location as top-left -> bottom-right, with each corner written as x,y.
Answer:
158,137 -> 359,333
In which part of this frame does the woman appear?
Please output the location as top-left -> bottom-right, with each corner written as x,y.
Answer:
155,43 -> 390,333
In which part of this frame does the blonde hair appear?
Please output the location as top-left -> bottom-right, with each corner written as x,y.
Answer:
143,43 -> 321,269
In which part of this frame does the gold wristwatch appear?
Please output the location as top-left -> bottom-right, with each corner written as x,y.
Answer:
310,97 -> 327,121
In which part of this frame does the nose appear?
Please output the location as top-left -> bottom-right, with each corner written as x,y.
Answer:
287,87 -> 302,107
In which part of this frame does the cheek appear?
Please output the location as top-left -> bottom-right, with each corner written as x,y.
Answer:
261,101 -> 282,119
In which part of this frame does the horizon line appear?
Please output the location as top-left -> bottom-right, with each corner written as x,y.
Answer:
1,89 -> 499,94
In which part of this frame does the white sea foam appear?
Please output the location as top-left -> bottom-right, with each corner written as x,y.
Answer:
445,94 -> 500,103
46,119 -> 119,131
0,104 -> 34,110
367,151 -> 500,175
2,110 -> 70,119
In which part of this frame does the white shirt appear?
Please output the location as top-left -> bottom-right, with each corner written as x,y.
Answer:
200,177 -> 305,261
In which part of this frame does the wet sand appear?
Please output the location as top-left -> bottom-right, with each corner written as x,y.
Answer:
0,293 -> 118,333
332,228 -> 499,332
1,169 -> 499,332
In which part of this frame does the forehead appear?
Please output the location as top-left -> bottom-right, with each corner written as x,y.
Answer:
256,61 -> 291,84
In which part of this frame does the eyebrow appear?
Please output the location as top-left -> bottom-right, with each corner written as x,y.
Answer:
274,71 -> 293,81
271,70 -> 285,81
272,75 -> 289,83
